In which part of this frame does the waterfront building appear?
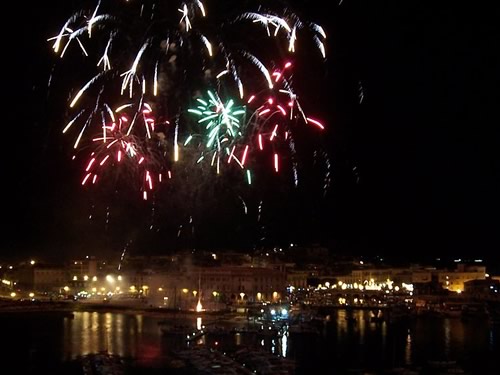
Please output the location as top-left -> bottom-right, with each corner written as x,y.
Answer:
15,264 -> 66,293
464,278 -> 500,299
437,264 -> 487,293
146,264 -> 287,310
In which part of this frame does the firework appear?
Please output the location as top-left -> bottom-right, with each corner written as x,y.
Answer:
185,61 -> 325,188
49,0 -> 327,199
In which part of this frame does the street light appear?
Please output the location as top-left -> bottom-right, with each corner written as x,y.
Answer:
212,291 -> 219,311
272,291 -> 279,301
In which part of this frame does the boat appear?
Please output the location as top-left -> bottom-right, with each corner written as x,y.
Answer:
388,304 -> 415,324
159,324 -> 195,337
436,303 -> 463,318
460,302 -> 488,320
203,325 -> 233,337
78,295 -> 107,304
107,293 -> 149,307
78,351 -> 126,375
288,322 -> 320,335
256,324 -> 281,337
426,360 -> 471,374
486,300 -> 500,324
385,367 -> 421,374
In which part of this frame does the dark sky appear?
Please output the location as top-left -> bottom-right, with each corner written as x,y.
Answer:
2,1 -> 499,264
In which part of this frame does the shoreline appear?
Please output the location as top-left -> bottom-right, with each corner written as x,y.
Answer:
0,299 -> 240,321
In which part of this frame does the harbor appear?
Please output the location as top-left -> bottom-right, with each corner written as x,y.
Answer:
1,300 -> 499,374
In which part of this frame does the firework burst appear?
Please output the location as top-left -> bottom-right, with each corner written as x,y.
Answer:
49,0 -> 331,251
183,60 -> 325,187
49,0 -> 327,198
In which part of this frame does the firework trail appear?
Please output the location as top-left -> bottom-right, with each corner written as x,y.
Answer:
48,0 -> 332,251
358,80 -> 364,104
49,0 -> 327,198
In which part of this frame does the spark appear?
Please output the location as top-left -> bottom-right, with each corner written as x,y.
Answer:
51,0 -> 328,201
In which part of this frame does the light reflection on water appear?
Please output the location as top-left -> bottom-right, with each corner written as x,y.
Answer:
61,312 -> 292,363
3,309 -> 499,374
64,312 -> 139,359
444,316 -> 451,356
60,311 -> 168,368
405,329 -> 412,365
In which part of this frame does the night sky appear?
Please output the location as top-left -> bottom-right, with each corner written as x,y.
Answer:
2,1 -> 499,264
